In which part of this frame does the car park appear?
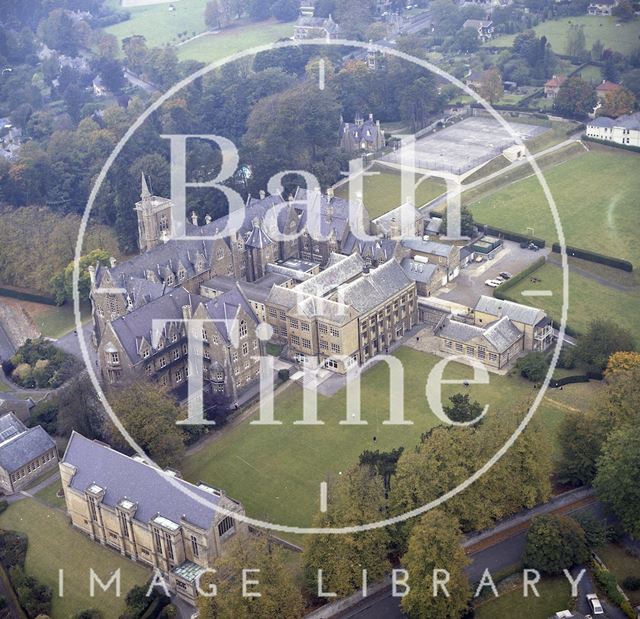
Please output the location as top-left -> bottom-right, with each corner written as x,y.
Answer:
586,593 -> 604,615
499,271 -> 512,279
484,279 -> 501,288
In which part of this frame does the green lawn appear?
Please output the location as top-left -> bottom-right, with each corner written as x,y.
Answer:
475,576 -> 572,619
29,302 -> 91,340
489,16 -> 640,56
34,478 -> 66,510
176,21 -> 294,62
183,347 -> 575,531
597,544 -> 640,606
335,168 -> 445,220
501,261 -> 640,340
0,500 -> 150,619
470,147 -> 640,266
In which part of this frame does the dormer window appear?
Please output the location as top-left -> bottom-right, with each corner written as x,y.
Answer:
109,352 -> 119,365
159,214 -> 169,232
239,321 -> 247,338
177,268 -> 186,280
171,333 -> 178,343
142,348 -> 150,358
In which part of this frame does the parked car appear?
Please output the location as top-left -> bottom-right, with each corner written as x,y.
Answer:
528,243 -> 540,251
484,279 -> 501,288
586,593 -> 604,615
499,271 -> 512,279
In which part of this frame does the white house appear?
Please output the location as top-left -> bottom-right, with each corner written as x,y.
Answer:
462,19 -> 494,42
585,112 -> 640,147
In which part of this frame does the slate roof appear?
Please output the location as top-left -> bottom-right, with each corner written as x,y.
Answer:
401,239 -> 455,258
339,260 -> 413,314
589,111 -> 640,130
373,201 -> 424,236
62,432 -> 222,531
475,295 -> 546,326
400,258 -> 440,284
341,235 -> 397,263
200,288 -> 258,344
245,223 -> 274,249
0,424 -> 56,474
296,15 -> 340,33
110,287 -> 205,363
296,253 -> 364,297
339,117 -> 384,151
439,316 -> 522,354
0,413 -> 25,441
463,19 -> 493,29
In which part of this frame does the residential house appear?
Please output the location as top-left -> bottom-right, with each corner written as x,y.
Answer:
462,19 -> 495,42
544,75 -> 567,99
339,114 -> 386,154
585,111 -> 640,147
596,80 -> 621,102
60,432 -> 247,602
0,413 -> 58,494
587,0 -> 617,15
294,13 -> 340,40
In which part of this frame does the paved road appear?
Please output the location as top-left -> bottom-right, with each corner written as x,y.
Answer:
334,494 -> 614,619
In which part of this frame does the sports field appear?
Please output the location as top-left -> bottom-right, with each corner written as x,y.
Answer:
0,499 -> 149,619
335,168 -> 445,220
489,15 -> 640,56
470,147 -> 640,266
182,347 -> 591,531
502,261 -> 640,340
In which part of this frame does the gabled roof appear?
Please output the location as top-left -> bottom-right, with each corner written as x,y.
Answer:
439,316 -> 522,354
474,295 -> 545,326
401,258 -> 440,284
545,75 -> 567,88
483,316 -> 523,351
296,252 -> 365,298
589,111 -> 640,130
62,432 -> 223,531
401,238 -> 455,258
199,288 -> 258,345
0,424 -> 55,474
373,201 -> 424,235
596,80 -> 620,93
463,19 -> 493,29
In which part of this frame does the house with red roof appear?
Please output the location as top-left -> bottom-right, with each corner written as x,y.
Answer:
544,75 -> 567,99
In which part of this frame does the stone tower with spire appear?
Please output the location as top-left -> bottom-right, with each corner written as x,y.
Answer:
134,173 -> 175,253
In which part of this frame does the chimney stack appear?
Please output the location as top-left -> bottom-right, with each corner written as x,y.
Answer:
182,305 -> 192,321
109,257 -> 117,268
191,211 -> 198,226
259,190 -> 266,200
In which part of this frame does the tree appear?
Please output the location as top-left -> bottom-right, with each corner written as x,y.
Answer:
399,75 -> 440,132
441,205 -> 474,237
271,0 -> 300,21
566,24 -> 586,58
478,68 -> 504,104
455,27 -> 480,53
612,0 -> 634,21
359,447 -> 404,493
204,0 -> 224,28
401,510 -> 471,619
122,35 -> 148,75
197,534 -> 305,619
556,410 -> 603,486
50,249 -> 111,305
554,77 -> 595,118
605,351 -> 640,377
594,425 -> 640,538
516,352 -> 548,382
96,57 -> 126,94
591,39 -> 604,62
108,380 -> 186,468
600,86 -> 636,118
523,514 -> 590,575
622,68 -> 640,100
303,465 -> 390,598
572,320 -> 635,374
443,393 -> 484,424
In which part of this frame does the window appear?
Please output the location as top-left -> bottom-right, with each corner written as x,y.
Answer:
119,512 -> 129,539
239,321 -> 248,338
191,535 -> 199,558
445,340 -> 452,349
173,349 -> 180,361
175,369 -> 183,383
301,322 -> 310,332
320,340 -> 328,350
109,352 -> 119,365
164,533 -> 174,560
142,348 -> 150,358
153,529 -> 162,552
290,319 -> 299,329
159,357 -> 167,369
268,308 -> 277,318
291,335 -> 300,346
302,338 -> 311,349
279,310 -> 286,320
330,327 -> 340,337
325,359 -> 338,369
159,214 -> 169,232
202,329 -> 208,341
88,497 -> 99,522
204,349 -> 210,360
217,248 -> 224,260
232,352 -> 238,362
489,353 -> 497,362
466,346 -> 474,356
242,342 -> 249,355
455,343 -> 463,352
218,516 -> 235,537
330,343 -> 340,354
319,324 -> 328,334
171,332 -> 178,343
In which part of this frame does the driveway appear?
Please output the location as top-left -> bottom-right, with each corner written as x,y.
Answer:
436,240 -> 550,308
55,323 -> 97,367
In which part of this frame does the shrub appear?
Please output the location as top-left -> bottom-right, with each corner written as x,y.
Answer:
7,338 -> 76,389
623,576 -> 640,591
278,369 -> 290,382
516,352 -> 548,382
0,530 -> 28,569
592,563 -> 636,618
10,565 -> 52,618
0,500 -> 8,515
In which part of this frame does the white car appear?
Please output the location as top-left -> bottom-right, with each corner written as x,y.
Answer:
586,593 -> 604,615
484,279 -> 501,288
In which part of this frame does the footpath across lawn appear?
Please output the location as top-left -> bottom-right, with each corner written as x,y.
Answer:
0,499 -> 150,619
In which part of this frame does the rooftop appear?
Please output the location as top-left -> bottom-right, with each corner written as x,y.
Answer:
0,420 -> 56,474
475,295 -> 546,326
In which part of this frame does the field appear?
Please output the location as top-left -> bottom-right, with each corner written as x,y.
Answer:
475,576 -> 572,619
0,499 -> 150,619
335,168 -> 445,220
176,22 -> 294,63
470,147 -> 640,266
501,261 -> 640,340
489,16 -> 640,56
182,346 -> 596,531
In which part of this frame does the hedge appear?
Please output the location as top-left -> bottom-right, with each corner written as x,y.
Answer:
494,256 -> 546,300
476,224 -> 546,249
0,287 -> 56,305
551,243 -> 633,272
551,375 -> 590,388
592,563 -> 636,619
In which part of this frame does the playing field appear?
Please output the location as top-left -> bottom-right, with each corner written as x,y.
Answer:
335,168 -> 445,220
0,499 -> 149,619
182,347 -> 590,532
470,146 -> 640,266
489,15 -> 640,56
501,261 -> 640,340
